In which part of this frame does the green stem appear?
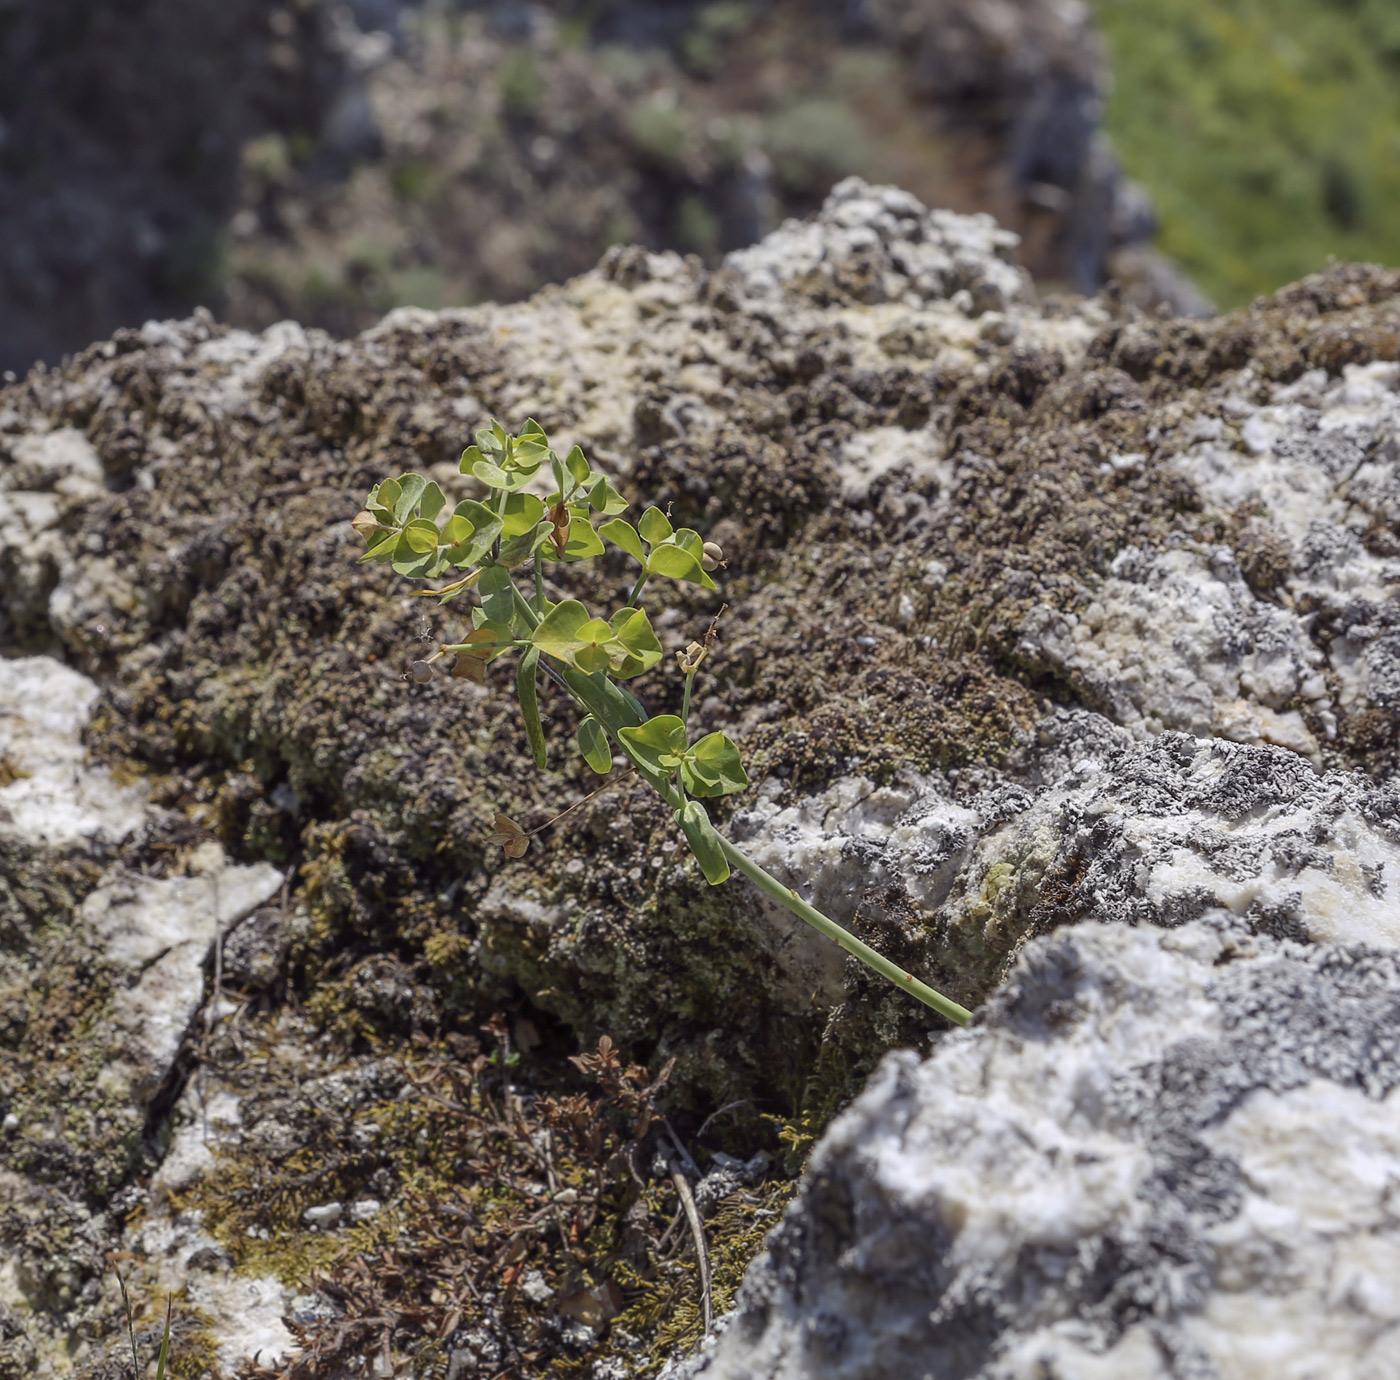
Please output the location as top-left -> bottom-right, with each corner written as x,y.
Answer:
681,668 -> 697,729
533,558 -> 545,612
509,578 -> 542,631
500,578 -> 969,1025
715,837 -> 972,1026
626,572 -> 649,608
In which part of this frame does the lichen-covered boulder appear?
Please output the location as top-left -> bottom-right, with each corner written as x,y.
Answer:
670,919 -> 1400,1380
3,179 -> 1400,1376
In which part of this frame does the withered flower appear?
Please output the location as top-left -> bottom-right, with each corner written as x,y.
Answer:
485,813 -> 529,858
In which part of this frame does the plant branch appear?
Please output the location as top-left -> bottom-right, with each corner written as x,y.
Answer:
714,835 -> 971,1025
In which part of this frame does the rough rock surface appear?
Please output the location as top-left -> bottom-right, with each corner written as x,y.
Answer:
671,919 -> 1400,1380
3,180 -> 1400,1375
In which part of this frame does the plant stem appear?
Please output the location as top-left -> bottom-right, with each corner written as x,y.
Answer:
626,572 -> 649,608
500,573 -> 970,1025
533,558 -> 545,612
681,667 -> 697,728
715,836 -> 972,1026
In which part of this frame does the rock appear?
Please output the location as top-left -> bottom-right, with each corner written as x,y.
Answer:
671,919 -> 1400,1380
0,656 -> 146,848
82,848 -> 283,1103
2,187 -> 1400,1377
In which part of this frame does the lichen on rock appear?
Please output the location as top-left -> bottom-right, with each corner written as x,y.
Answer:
4,181 -> 1400,1376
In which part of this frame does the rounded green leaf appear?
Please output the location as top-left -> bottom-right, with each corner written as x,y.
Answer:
498,519 -> 554,566
588,475 -> 629,516
565,444 -> 591,487
599,517 -> 646,563
471,459 -> 512,489
560,509 -> 605,562
368,477 -> 399,519
501,492 -> 546,538
619,714 -> 688,775
638,506 -> 674,546
403,518 -> 442,554
418,481 -> 446,523
646,542 -> 717,590
391,473 -> 428,523
682,731 -> 749,797
531,599 -> 592,662
440,513 -> 475,547
479,565 -> 517,626
607,606 -> 663,677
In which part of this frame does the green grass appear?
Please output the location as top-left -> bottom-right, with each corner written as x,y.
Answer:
1092,0 -> 1400,306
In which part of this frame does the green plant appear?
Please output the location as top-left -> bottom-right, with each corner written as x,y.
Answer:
352,421 -> 970,1025
112,1258 -> 173,1380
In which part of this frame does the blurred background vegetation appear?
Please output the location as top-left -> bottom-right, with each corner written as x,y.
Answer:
1093,0 -> 1400,308
5,0 -> 1400,369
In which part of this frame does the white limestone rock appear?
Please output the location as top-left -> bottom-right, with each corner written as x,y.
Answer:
725,177 -> 1028,313
731,713 -> 1400,1006
84,845 -> 283,1103
0,654 -> 146,848
1019,357 -> 1400,762
672,919 -> 1400,1380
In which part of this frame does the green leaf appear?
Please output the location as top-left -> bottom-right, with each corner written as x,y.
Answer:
675,801 -> 729,885
673,528 -> 704,558
576,715 -> 613,773
618,714 -> 688,775
360,528 -> 399,563
681,731 -> 749,797
368,477 -> 399,519
573,670 -> 648,732
477,423 -> 507,459
575,643 -> 611,674
471,459 -> 512,489
391,473 -> 428,523
587,475 -> 629,516
517,646 -> 546,769
403,518 -> 441,554
497,520 -> 553,566
520,418 -> 547,438
647,542 -> 717,589
572,616 -> 616,673
440,513 -> 474,547
531,599 -> 592,662
501,492 -> 546,538
608,606 -> 663,678
479,564 -> 516,625
419,481 -> 446,523
513,438 -> 549,471
444,500 -> 501,565
599,517 -> 646,563
459,444 -> 485,475
638,506 -> 673,545
560,509 -> 605,562
391,530 -> 439,578
564,444 -> 591,488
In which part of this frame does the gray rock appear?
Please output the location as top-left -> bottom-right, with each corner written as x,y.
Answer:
672,919 -> 1400,1380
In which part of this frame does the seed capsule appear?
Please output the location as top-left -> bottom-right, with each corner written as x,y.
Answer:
410,660 -> 434,683
701,541 -> 725,572
351,509 -> 382,542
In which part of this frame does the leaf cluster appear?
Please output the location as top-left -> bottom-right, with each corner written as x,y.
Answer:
351,419 -> 746,885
